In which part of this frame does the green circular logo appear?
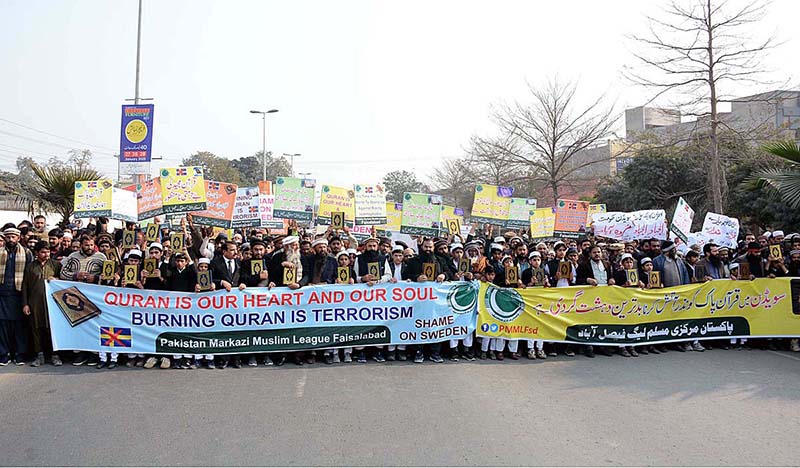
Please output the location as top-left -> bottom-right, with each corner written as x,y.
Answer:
484,285 -> 525,322
161,169 -> 169,177
75,182 -> 82,189
404,193 -> 411,201
558,200 -> 565,208
276,178 -> 284,185
355,185 -> 361,191
448,283 -> 477,315
323,185 -> 330,193
475,185 -> 483,192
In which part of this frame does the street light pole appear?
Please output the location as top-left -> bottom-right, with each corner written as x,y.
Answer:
283,153 -> 301,177
250,109 -> 279,181
134,0 -> 142,105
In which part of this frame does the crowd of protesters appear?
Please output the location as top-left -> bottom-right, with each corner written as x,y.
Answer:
1,212 -> 799,370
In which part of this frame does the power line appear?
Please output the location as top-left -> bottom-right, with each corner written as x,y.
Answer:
0,117 -> 118,152
0,129 -> 117,156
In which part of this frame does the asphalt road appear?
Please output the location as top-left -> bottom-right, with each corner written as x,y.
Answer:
1,348 -> 799,466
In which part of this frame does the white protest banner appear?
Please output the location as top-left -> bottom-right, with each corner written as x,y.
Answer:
231,187 -> 261,229
701,212 -> 739,249
670,197 -> 694,242
592,210 -> 667,241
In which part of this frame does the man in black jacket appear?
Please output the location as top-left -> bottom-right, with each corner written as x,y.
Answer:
209,241 -> 244,369
403,238 -> 447,364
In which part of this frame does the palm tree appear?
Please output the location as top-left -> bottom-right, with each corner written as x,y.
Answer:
15,162 -> 102,227
750,141 -> 800,209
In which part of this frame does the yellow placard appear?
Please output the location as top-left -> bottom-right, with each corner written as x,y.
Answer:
73,180 -> 113,218
458,257 -> 470,275
160,166 -> 207,212
770,245 -> 782,259
367,262 -> 380,278
649,271 -> 662,288
530,208 -> 556,239
477,279 -> 800,343
382,202 -> 403,231
251,259 -> 263,276
331,211 -> 345,230
471,184 -> 511,224
318,185 -> 354,225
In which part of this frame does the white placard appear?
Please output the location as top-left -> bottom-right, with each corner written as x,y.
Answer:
701,212 -> 739,249
670,197 -> 694,242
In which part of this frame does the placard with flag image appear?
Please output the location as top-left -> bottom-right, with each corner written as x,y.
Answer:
100,326 -> 132,348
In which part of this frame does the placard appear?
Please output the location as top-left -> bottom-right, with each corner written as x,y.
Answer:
318,185 -> 355,226
701,212 -> 739,249
192,180 -> 237,228
170,233 -> 184,252
471,184 -> 512,224
143,258 -> 157,278
274,177 -> 316,222
592,210 -> 667,241
400,193 -> 442,236
110,187 -> 138,222
670,197 -> 694,242
160,167 -> 207,213
73,180 -> 113,218
586,204 -> 606,227
124,177 -> 163,220
283,267 -> 297,285
553,199 -> 589,239
257,181 -> 284,229
331,211 -> 345,230
530,208 -> 556,239
353,184 -> 387,225
506,198 -> 537,229
649,271 -> 661,288
231,186 -> 261,229
381,202 -> 403,232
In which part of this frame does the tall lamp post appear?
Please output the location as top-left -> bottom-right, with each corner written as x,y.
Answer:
249,109 -> 279,181
283,153 -> 302,177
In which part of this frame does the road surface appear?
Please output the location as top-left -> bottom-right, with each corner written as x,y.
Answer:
1,348 -> 798,466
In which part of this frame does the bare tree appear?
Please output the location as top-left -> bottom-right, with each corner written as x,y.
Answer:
430,157 -> 475,209
626,0 -> 778,212
484,78 -> 617,205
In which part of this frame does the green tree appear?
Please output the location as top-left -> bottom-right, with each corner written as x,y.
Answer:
14,163 -> 102,227
231,152 -> 292,186
382,170 -> 427,201
182,151 -> 241,184
749,141 -> 800,210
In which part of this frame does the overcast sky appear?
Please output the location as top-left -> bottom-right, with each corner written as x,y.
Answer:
0,0 -> 797,188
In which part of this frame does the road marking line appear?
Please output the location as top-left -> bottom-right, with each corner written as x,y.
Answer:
296,369 -> 307,398
767,350 -> 800,361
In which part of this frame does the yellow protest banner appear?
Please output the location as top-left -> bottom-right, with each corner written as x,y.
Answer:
477,279 -> 800,345
73,180 -> 113,218
439,205 -> 464,235
318,185 -> 355,225
529,208 -> 556,239
160,166 -> 207,214
470,184 -> 512,225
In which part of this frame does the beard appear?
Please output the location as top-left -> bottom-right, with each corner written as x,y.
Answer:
708,254 -> 722,267
419,250 -> 435,262
362,250 -> 380,263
